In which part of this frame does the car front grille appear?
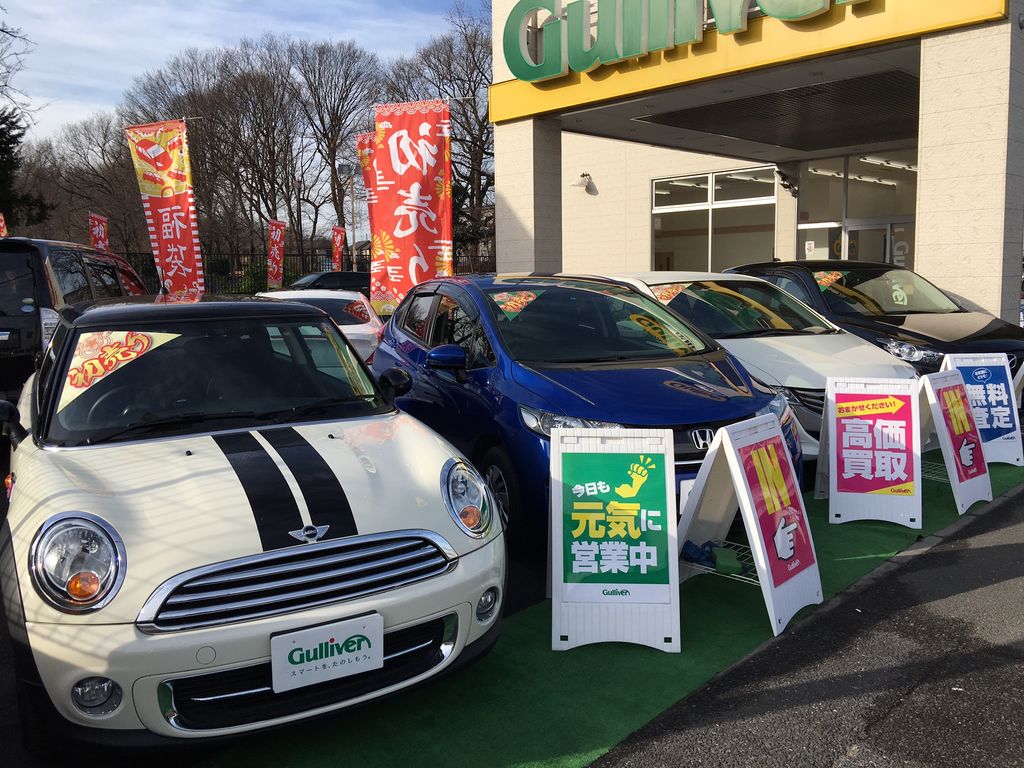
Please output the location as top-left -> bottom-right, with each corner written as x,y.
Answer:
618,420 -> 739,474
137,531 -> 457,633
158,614 -> 457,731
788,388 -> 826,416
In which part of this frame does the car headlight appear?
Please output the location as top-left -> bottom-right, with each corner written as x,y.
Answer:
756,393 -> 794,426
29,513 -> 126,613
519,405 -> 623,438
882,339 -> 944,365
441,459 -> 492,539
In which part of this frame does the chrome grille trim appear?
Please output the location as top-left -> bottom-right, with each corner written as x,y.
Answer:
137,529 -> 458,634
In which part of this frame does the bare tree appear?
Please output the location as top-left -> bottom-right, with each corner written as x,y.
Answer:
0,6 -> 32,117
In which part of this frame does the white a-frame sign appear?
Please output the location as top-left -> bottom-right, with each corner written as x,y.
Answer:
941,353 -> 1024,467
826,377 -> 923,529
921,371 -> 993,515
678,415 -> 822,637
550,428 -> 681,652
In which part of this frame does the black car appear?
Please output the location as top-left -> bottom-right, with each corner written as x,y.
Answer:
0,238 -> 148,400
288,271 -> 370,297
727,260 -> 1024,376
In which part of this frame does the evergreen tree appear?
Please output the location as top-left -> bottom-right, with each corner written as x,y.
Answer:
0,106 -> 47,227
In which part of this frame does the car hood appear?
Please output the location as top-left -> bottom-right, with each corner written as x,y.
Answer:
10,413 -> 488,624
836,311 -> 1024,351
512,349 -> 769,425
721,333 -> 918,390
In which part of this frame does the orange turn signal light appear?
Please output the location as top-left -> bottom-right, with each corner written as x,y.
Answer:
459,506 -> 482,530
66,571 -> 101,601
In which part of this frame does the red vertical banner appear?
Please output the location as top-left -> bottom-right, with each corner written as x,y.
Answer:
88,212 -> 109,251
266,219 -> 286,289
125,120 -> 204,296
362,100 -> 453,315
0,213 -> 8,237
331,226 -> 347,272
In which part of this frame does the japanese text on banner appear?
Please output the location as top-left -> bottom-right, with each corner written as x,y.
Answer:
739,436 -> 815,588
88,213 -> 109,252
266,220 -> 286,289
331,226 -> 347,272
939,384 -> 987,482
959,365 -> 1017,442
562,453 -> 670,597
835,393 -> 915,496
124,120 -> 204,295
364,100 -> 453,315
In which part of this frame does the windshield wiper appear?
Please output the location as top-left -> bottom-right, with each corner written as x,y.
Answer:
267,394 -> 378,423
83,410 -> 260,445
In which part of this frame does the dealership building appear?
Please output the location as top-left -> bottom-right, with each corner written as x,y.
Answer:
490,0 -> 1024,320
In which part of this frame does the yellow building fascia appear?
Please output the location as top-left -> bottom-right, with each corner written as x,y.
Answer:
490,0 -> 1008,124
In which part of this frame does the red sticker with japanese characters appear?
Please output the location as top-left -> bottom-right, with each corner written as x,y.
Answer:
739,436 -> 815,588
491,291 -> 539,319
835,393 -> 915,496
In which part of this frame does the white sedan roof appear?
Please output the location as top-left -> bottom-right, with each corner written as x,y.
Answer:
610,271 -> 767,284
258,289 -> 368,303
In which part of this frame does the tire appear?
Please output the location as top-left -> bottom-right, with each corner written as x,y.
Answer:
478,446 -> 537,558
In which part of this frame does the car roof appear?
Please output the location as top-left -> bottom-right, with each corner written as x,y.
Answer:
259,289 -> 366,302
63,295 -> 328,328
424,273 -> 640,291
735,260 -> 893,271
610,271 -> 765,284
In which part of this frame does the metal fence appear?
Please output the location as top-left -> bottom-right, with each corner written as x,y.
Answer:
123,249 -> 496,296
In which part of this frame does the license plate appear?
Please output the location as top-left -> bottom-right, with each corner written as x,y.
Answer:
270,613 -> 384,693
0,332 -> 10,342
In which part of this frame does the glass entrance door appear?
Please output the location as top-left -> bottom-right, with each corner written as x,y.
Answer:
844,219 -> 915,269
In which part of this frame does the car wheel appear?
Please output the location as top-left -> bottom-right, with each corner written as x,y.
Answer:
480,446 -> 536,558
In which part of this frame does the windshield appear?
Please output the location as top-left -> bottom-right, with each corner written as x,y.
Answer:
0,255 -> 37,316
289,274 -> 319,288
650,280 -> 833,338
812,268 -> 959,316
285,297 -> 377,327
481,280 -> 710,364
46,318 -> 383,447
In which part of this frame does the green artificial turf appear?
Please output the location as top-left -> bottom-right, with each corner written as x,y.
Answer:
202,454 -> 1024,768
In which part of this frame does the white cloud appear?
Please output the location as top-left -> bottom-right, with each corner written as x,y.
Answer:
7,0 -> 449,139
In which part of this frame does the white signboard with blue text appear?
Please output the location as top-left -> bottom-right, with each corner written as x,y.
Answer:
941,354 -> 1023,466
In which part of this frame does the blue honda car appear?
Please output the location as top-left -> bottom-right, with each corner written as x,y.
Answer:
371,275 -> 801,554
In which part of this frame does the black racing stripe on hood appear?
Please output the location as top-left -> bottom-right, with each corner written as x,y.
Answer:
213,431 -> 305,551
259,427 -> 358,539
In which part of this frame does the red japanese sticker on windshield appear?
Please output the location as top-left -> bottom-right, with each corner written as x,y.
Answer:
813,271 -> 844,291
343,301 -> 371,323
652,283 -> 688,304
491,291 -> 539,319
58,330 -> 180,411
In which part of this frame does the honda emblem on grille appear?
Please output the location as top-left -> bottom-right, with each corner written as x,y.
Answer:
691,428 -> 716,451
289,524 -> 330,543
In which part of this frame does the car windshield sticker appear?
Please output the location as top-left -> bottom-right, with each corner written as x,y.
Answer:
58,330 -> 180,411
343,301 -> 371,323
652,283 -> 688,304
814,270 -> 845,292
490,290 -> 540,319
891,284 -> 909,306
629,314 -> 697,356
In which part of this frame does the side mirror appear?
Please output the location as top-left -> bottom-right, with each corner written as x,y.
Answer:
426,344 -> 468,370
0,401 -> 28,449
378,368 -> 413,403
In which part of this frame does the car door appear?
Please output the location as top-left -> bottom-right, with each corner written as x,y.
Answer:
423,286 -> 500,456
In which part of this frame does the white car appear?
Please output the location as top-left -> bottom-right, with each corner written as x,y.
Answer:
0,297 -> 504,748
258,289 -> 383,361
608,272 -> 918,458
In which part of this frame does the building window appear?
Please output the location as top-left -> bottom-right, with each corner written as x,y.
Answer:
652,167 -> 776,272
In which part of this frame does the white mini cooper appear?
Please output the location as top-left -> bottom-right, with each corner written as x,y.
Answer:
0,297 -> 504,748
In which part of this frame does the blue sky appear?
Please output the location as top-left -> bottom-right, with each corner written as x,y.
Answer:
6,0 -> 457,138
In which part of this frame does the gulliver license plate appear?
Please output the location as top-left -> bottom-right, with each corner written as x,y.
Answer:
270,613 -> 384,693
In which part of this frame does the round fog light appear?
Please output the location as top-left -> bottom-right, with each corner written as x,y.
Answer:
71,677 -> 122,716
476,587 -> 499,621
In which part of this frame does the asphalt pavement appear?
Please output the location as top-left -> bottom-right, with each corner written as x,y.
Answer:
593,489 -> 1024,768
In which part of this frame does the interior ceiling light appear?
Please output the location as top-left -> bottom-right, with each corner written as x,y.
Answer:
724,173 -> 774,184
858,156 -> 918,173
809,168 -> 898,187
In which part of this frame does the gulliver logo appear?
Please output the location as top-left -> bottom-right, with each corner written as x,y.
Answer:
287,634 -> 372,665
602,588 -> 631,597
504,0 -> 869,83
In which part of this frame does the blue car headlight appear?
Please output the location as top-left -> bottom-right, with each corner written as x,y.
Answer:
519,405 -> 624,439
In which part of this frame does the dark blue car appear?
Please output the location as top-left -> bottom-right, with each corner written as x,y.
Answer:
372,275 -> 801,553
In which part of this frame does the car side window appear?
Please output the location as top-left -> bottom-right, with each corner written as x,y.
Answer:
114,264 -> 148,295
84,257 -> 122,299
400,293 -> 435,342
776,275 -> 814,305
49,248 -> 92,305
429,295 -> 495,369
318,274 -> 342,289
